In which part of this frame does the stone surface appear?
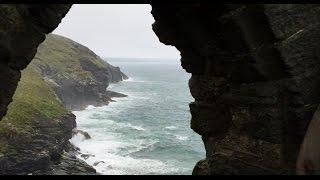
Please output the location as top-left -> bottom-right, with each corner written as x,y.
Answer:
34,149 -> 97,175
0,114 -> 76,174
151,4 -> 320,174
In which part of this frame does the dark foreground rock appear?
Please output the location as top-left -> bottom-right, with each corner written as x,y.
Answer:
0,114 -> 76,174
34,151 -> 97,175
151,4 -> 320,174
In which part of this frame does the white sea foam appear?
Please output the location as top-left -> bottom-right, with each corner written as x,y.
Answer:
129,124 -> 146,131
85,105 -> 96,110
123,77 -> 134,82
165,126 -> 177,130
70,127 -> 174,175
69,59 -> 205,175
175,135 -> 189,141
87,153 -> 178,175
121,77 -> 151,83
107,84 -> 114,89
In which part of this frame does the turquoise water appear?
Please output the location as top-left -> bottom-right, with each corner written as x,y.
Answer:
70,58 -> 205,175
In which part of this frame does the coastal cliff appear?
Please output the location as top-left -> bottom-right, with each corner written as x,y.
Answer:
0,34 -> 127,174
34,34 -> 128,111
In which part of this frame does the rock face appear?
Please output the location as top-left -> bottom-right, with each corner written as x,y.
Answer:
151,4 -> 320,174
34,144 -> 97,175
0,60 -> 78,174
34,34 -> 128,111
0,115 -> 76,174
0,4 -> 71,120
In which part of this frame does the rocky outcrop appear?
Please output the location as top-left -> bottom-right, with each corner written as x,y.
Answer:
151,4 -> 320,174
34,34 -> 128,110
0,60 -> 81,174
34,142 -> 97,175
0,114 -> 76,174
0,4 -> 71,120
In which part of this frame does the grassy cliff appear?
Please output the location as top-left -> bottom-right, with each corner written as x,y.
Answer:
0,63 -> 71,153
34,34 -> 104,78
0,61 -> 76,174
0,34 -> 127,174
33,34 -> 127,110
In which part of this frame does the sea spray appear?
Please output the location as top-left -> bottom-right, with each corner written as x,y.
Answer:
70,58 -> 205,175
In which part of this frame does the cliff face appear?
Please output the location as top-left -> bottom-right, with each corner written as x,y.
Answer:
0,63 -> 78,174
151,4 -> 320,174
0,33 -> 127,174
33,34 -> 128,111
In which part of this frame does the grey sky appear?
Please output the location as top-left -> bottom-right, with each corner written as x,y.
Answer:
53,4 -> 180,59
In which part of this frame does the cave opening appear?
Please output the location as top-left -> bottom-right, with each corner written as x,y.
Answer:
1,4 -> 320,175
51,4 -> 206,175
0,4 -> 205,175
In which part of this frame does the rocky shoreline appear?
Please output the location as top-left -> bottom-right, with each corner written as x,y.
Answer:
35,35 -> 129,175
34,141 -> 97,175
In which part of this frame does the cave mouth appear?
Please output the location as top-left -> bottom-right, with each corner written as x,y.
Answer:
46,4 -> 205,175
3,3 -> 320,175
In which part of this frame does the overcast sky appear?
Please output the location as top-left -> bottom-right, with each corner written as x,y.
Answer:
53,4 -> 180,60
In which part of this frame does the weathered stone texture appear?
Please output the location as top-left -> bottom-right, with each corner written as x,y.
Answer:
151,4 -> 320,174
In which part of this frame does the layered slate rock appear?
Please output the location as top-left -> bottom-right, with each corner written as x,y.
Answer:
151,4 -> 320,174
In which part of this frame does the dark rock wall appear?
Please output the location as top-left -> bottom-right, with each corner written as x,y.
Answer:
151,4 -> 320,174
0,114 -> 76,174
0,4 -> 72,119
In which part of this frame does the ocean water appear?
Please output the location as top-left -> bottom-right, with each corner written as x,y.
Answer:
70,58 -> 205,175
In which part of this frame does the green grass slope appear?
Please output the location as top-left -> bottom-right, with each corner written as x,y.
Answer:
33,34 -> 111,79
0,33 -> 126,174
0,62 -> 71,155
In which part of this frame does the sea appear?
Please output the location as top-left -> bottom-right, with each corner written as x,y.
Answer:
70,58 -> 206,175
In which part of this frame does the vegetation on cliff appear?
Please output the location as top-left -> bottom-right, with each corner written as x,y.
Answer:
34,34 -> 105,78
0,33 -> 127,174
0,63 -> 71,153
33,34 -> 128,110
